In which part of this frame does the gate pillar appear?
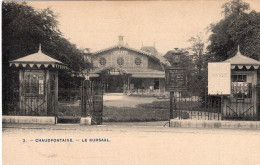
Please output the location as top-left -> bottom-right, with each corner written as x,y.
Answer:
80,80 -> 103,125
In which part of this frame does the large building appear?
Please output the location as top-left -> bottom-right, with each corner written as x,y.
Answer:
85,36 -> 170,93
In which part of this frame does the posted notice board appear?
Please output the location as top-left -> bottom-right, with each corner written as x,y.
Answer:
166,68 -> 186,91
208,62 -> 231,95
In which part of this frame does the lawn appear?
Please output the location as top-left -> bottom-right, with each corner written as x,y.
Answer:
103,106 -> 170,122
57,99 -> 192,123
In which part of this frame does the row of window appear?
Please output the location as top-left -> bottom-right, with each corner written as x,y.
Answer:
99,57 -> 142,66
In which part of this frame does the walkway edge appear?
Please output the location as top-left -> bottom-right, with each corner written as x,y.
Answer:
170,119 -> 260,130
2,116 -> 55,124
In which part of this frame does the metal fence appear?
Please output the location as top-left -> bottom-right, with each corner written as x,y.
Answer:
3,69 -> 260,121
3,80 -> 57,116
3,81 -> 20,116
170,91 -> 222,120
170,69 -> 260,121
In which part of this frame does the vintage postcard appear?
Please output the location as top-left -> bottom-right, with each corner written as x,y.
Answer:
2,0 -> 260,164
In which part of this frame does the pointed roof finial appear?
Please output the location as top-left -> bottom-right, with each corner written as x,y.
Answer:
38,44 -> 42,53
236,44 -> 243,56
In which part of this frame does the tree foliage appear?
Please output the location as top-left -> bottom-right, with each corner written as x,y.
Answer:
2,2 -> 89,73
2,2 -> 89,108
222,0 -> 250,17
207,0 -> 260,61
187,34 -> 206,73
188,34 -> 205,57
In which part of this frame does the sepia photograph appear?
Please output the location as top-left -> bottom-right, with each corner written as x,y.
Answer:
2,0 -> 260,164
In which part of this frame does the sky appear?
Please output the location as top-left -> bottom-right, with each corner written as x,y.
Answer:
28,0 -> 260,54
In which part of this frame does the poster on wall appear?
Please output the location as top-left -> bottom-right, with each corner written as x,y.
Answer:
208,62 -> 231,95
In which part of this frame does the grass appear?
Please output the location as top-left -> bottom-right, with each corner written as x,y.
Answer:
103,106 -> 170,122
58,104 -> 81,123
57,99 -> 207,123
58,101 -> 171,122
58,104 -> 81,116
137,100 -> 203,110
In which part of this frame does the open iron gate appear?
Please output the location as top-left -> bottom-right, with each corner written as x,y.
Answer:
81,80 -> 103,125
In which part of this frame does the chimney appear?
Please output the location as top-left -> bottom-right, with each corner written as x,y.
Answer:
118,36 -> 124,45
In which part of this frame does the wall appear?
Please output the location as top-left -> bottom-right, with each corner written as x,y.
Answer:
92,48 -> 148,69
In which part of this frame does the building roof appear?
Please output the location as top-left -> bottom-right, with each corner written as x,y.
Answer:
93,44 -> 156,58
10,45 -> 67,69
92,44 -> 169,66
223,45 -> 260,69
140,46 -> 158,55
141,46 -> 171,66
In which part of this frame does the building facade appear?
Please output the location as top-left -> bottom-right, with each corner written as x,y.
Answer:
86,36 -> 169,93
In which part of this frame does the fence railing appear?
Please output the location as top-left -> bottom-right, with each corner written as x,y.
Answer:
3,82 -> 20,116
170,95 -> 222,120
3,77 -> 260,121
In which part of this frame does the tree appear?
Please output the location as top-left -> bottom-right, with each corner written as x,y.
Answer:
2,2 -> 89,112
2,2 -> 89,72
187,34 -> 206,74
207,0 -> 260,61
222,0 -> 250,17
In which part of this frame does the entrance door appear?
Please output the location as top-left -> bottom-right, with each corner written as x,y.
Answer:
20,70 -> 47,116
223,71 -> 257,120
154,78 -> 159,90
105,75 -> 124,93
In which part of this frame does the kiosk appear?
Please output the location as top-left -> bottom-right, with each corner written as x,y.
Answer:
221,46 -> 260,120
9,45 -> 67,120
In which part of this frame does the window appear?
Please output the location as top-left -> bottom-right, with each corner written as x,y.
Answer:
99,57 -> 106,66
23,70 -> 45,96
135,57 -> 142,65
231,75 -> 252,98
38,80 -> 44,95
117,57 -> 124,66
231,75 -> 247,82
